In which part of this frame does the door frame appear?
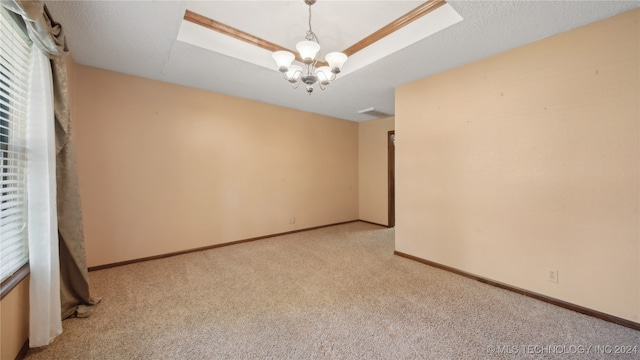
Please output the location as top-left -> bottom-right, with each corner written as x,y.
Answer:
388,130 -> 395,228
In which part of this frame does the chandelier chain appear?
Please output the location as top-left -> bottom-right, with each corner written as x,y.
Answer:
305,4 -> 319,44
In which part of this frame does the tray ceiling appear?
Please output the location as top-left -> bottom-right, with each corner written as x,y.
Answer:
177,1 -> 463,78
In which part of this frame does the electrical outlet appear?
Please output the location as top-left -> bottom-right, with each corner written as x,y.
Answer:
546,268 -> 558,283
289,217 -> 296,224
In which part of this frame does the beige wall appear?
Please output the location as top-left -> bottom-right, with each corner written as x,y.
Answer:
74,65 -> 359,267
358,117 -> 395,226
0,277 -> 29,360
396,9 -> 640,322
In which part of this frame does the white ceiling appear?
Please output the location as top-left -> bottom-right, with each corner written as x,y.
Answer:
45,0 -> 640,122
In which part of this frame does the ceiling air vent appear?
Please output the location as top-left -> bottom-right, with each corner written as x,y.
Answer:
358,107 -> 393,118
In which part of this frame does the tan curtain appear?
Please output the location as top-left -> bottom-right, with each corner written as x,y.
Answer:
2,0 -> 99,319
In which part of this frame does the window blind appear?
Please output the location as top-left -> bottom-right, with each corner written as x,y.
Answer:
0,8 -> 31,283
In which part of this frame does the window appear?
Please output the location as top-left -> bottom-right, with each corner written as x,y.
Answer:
0,7 -> 31,285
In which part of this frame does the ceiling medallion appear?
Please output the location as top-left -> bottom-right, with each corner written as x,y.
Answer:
272,0 -> 348,94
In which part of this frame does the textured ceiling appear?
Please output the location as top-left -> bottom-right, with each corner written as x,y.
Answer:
45,0 -> 640,122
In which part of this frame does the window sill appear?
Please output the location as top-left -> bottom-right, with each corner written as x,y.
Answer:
0,263 -> 29,300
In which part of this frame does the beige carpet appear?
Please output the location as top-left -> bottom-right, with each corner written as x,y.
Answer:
26,222 -> 638,359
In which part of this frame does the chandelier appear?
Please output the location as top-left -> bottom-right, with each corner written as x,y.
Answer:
271,0 -> 348,94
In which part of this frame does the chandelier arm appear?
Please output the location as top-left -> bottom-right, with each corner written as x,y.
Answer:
316,71 -> 329,84
282,68 -> 303,81
282,68 -> 303,90
328,72 -> 336,82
